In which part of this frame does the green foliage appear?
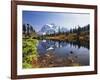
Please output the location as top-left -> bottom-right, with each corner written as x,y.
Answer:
22,38 -> 38,68
23,62 -> 32,68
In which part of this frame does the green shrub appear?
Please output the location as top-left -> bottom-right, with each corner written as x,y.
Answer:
22,38 -> 38,68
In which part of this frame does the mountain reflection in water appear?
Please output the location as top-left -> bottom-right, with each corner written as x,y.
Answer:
36,40 -> 89,68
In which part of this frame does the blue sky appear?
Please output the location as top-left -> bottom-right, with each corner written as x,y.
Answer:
23,11 -> 90,32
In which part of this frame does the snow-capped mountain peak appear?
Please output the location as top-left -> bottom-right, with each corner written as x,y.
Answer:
38,23 -> 68,35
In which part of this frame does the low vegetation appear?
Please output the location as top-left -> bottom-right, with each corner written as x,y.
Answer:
22,38 -> 38,68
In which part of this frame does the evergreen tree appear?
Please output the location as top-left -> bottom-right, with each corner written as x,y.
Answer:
70,28 -> 73,33
23,24 -> 26,34
27,24 -> 30,36
54,31 -> 56,36
77,25 -> 81,34
30,25 -> 35,33
58,26 -> 61,34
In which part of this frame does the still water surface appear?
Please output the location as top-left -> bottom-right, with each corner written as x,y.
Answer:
36,40 -> 89,67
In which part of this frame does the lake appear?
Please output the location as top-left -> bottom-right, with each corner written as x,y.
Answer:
36,40 -> 90,68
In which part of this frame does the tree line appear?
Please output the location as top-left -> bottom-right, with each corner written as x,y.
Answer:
23,24 -> 35,36
23,23 -> 90,39
43,24 -> 90,37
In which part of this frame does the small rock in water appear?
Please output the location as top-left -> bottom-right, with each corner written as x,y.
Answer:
45,54 -> 50,57
75,56 -> 78,58
70,51 -> 73,54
